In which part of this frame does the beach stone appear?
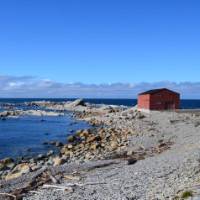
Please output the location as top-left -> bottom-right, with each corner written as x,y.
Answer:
71,99 -> 86,107
90,143 -> 99,151
5,163 -> 31,180
49,141 -> 57,145
55,141 -> 63,147
47,150 -> 54,156
62,149 -> 73,157
53,157 -> 66,166
67,135 -> 76,143
0,158 -> 15,170
67,144 -> 73,149
110,141 -> 118,150
87,135 -> 101,143
37,154 -> 46,160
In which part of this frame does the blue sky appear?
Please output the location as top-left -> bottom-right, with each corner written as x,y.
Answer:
0,0 -> 200,97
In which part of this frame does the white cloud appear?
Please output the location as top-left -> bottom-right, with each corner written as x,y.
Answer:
0,75 -> 199,98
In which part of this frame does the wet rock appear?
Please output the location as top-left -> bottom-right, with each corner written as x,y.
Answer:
26,148 -> 32,152
37,154 -> 46,160
49,141 -> 57,145
47,150 -> 54,156
43,141 -> 49,145
55,142 -> 63,147
67,135 -> 77,143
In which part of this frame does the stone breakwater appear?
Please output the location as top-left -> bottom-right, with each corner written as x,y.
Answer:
1,99 -> 200,199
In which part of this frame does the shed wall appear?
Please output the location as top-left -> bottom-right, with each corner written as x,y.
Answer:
138,94 -> 150,110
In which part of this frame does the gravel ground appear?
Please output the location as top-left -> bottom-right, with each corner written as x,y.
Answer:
1,104 -> 200,200
22,110 -> 200,200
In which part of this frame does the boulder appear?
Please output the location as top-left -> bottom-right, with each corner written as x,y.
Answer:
67,135 -> 76,143
5,163 -> 31,180
110,141 -> 118,150
69,99 -> 86,107
53,157 -> 66,166
0,158 -> 15,170
55,142 -> 63,147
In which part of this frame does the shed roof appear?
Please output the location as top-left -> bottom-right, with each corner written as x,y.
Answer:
139,88 -> 180,96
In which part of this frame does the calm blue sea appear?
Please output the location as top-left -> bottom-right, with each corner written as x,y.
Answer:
0,98 -> 199,108
0,98 -> 200,160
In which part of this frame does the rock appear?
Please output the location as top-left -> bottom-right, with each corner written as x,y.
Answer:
67,144 -> 73,149
66,150 -> 74,158
67,135 -> 76,143
90,143 -> 99,151
31,164 -> 41,171
194,121 -> 200,127
53,157 -> 66,166
46,159 -> 54,166
37,154 -> 46,160
70,99 -> 86,107
0,158 -> 15,170
136,112 -> 145,119
5,163 -> 31,180
26,148 -> 32,152
47,150 -> 54,156
127,150 -> 134,156
78,130 -> 90,138
87,135 -> 101,143
110,141 -> 118,150
55,142 -> 63,147
127,158 -> 137,165
49,141 -> 57,145
29,158 -> 36,163
85,153 -> 92,160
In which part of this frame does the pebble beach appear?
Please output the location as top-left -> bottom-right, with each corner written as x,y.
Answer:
0,99 -> 200,199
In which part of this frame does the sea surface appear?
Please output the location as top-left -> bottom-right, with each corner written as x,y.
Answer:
0,98 -> 200,108
0,98 -> 200,160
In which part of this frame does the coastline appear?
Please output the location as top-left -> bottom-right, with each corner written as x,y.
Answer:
0,99 -> 200,199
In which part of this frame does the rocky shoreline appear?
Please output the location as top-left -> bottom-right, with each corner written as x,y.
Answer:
1,99 -> 200,199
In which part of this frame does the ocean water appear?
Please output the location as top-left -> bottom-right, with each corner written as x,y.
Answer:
0,98 -> 200,160
0,114 -> 90,160
0,98 -> 200,108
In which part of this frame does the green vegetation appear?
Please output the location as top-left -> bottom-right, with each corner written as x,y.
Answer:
181,190 -> 193,199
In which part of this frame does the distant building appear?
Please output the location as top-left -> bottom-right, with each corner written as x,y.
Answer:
138,88 -> 180,111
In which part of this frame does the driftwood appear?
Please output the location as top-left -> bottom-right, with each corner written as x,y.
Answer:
43,181 -> 107,189
42,184 -> 73,192
46,171 -> 60,184
0,160 -> 117,199
64,175 -> 80,181
0,192 -> 17,200
10,168 -> 50,199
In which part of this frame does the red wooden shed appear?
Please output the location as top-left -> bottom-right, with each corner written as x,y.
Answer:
138,88 -> 180,111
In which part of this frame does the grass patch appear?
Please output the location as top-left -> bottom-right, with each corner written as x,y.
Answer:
181,190 -> 193,199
